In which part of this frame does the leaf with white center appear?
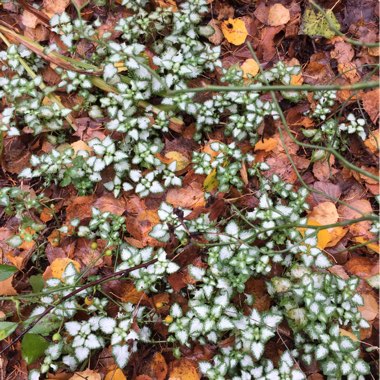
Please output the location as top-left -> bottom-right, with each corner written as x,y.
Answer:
189,318 -> 203,334
260,327 -> 275,342
251,341 -> 265,360
292,369 -> 306,380
225,220 -> 239,236
250,309 -> 261,325
188,265 -> 205,281
75,346 -> 90,362
170,303 -> 183,318
199,361 -> 212,374
218,316 -> 234,331
65,321 -> 81,336
167,262 -> 179,274
19,168 -> 33,178
354,360 -> 369,375
112,344 -> 130,368
85,334 -> 102,349
175,330 -> 188,345
193,305 -> 210,319
149,225 -> 169,242
263,313 -> 282,328
315,254 -> 331,268
323,361 -> 337,375
99,317 -> 116,334
340,337 -> 355,351
129,170 -> 142,182
104,63 -> 117,80
315,345 -> 328,360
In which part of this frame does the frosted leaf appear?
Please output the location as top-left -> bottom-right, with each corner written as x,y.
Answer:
112,344 -> 130,368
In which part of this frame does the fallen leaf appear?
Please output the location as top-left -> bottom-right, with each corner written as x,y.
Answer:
301,7 -> 340,39
221,18 -> 248,46
241,58 -> 259,78
361,89 -> 380,123
45,258 -> 81,281
0,276 -> 17,296
71,140 -> 92,154
303,219 -> 332,250
254,138 -> 278,152
354,236 -> 380,254
69,370 -> 101,380
40,208 -> 54,223
121,282 -> 149,305
42,0 -> 70,17
345,256 -> 378,279
338,199 -> 373,238
338,62 -> 360,83
104,368 -> 126,380
339,328 -> 358,341
203,168 -> 218,192
168,359 -> 200,380
207,19 -> 223,45
167,183 -> 205,209
267,4 -> 290,26
364,129 -> 379,154
358,293 -> 379,321
22,10 -> 39,28
165,151 -> 190,171
309,202 -> 339,225
143,353 -> 168,380
153,0 -> 177,10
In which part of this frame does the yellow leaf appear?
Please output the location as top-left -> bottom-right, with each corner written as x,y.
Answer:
254,138 -> 278,152
267,4 -> 290,26
168,359 -> 200,380
241,58 -> 259,78
50,258 -> 81,280
354,236 -> 380,254
298,219 -> 331,250
165,151 -> 190,171
339,328 -> 359,342
221,18 -> 248,46
325,226 -> 347,247
203,168 -> 218,192
105,368 -> 127,380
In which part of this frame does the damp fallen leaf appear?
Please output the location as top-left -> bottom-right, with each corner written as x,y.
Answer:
267,4 -> 290,26
144,352 -> 168,380
203,168 -> 218,192
241,58 -> 259,78
354,236 -> 380,254
358,293 -> 379,321
364,129 -> 379,153
221,18 -> 248,46
0,276 -> 17,296
71,140 -> 92,154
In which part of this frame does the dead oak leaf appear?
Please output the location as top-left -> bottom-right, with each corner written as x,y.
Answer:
42,0 -> 70,17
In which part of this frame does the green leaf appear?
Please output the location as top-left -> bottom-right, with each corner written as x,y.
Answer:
29,275 -> 44,293
0,264 -> 17,281
301,7 -> 341,39
0,321 -> 18,340
21,334 -> 49,364
27,314 -> 61,336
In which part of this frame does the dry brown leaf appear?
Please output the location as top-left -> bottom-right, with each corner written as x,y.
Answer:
166,183 -> 205,209
345,256 -> 378,279
69,370 -> 101,380
338,199 -> 373,238
361,88 -> 380,123
309,202 -> 339,225
153,0 -> 177,10
121,282 -> 150,304
42,0 -> 70,17
40,207 -> 54,223
339,328 -> 358,341
168,359 -> 200,380
254,138 -> 278,152
338,62 -> 360,83
93,195 -> 127,216
207,19 -> 223,45
221,18 -> 248,46
267,4 -> 290,26
364,129 -> 379,153
358,293 -> 379,321
22,10 -> 39,28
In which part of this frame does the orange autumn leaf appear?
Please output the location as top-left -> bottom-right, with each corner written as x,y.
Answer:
71,140 -> 92,154
48,258 -> 81,281
358,293 -> 379,321
168,359 -> 200,380
69,370 -> 101,380
144,352 -> 168,380
241,58 -> 259,78
354,236 -> 380,254
0,276 -> 17,296
105,368 -> 126,380
121,282 -> 149,304
221,18 -> 248,46
364,129 -> 379,154
339,328 -> 359,342
254,138 -> 278,152
40,207 -> 54,223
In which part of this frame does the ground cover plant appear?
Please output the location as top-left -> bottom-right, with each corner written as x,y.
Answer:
0,0 -> 378,379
